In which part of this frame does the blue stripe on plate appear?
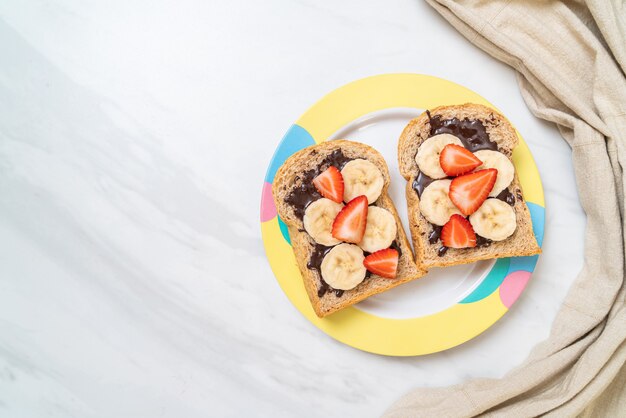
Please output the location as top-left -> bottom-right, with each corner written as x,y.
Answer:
264,124 -> 315,183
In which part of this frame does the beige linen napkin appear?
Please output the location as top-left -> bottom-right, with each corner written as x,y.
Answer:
385,1 -> 626,417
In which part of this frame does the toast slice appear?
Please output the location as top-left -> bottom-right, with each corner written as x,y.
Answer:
398,103 -> 541,269
273,140 -> 426,317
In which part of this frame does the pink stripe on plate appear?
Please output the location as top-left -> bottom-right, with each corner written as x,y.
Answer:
261,182 -> 277,222
499,271 -> 532,308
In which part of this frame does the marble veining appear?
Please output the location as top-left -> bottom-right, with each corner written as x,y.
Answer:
0,1 -> 585,417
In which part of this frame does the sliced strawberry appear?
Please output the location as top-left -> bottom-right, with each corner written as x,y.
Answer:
439,144 -> 482,176
449,168 -> 497,215
313,166 -> 344,203
363,248 -> 399,279
331,195 -> 368,243
441,214 -> 477,248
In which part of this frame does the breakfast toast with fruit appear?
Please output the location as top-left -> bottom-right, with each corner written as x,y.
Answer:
398,103 -> 541,269
273,140 -> 425,317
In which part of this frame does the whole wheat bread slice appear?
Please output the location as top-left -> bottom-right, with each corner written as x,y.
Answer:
397,103 -> 541,269
273,140 -> 426,317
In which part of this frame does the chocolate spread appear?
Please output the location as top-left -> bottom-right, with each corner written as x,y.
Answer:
284,169 -> 321,219
496,188 -> 516,206
475,235 -> 492,248
307,244 -> 332,274
412,171 -> 436,198
429,225 -> 443,244
307,244 -> 333,297
427,110 -> 498,153
437,234 -> 492,257
284,149 -> 353,219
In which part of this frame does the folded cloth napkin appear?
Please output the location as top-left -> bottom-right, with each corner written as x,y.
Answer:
385,1 -> 626,417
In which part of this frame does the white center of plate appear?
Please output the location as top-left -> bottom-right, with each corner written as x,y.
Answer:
328,108 -> 495,319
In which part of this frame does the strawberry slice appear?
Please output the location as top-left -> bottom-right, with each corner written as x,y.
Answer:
449,168 -> 497,216
439,144 -> 482,176
363,248 -> 399,279
331,195 -> 368,243
313,166 -> 344,203
441,214 -> 477,248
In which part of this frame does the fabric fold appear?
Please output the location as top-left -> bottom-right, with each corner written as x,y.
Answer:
385,1 -> 626,416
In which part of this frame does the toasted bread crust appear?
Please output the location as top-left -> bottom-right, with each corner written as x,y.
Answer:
272,140 -> 425,317
398,104 -> 541,269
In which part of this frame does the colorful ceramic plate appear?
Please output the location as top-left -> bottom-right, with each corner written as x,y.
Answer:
261,74 -> 544,356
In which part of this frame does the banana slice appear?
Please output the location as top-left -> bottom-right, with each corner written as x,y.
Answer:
419,179 -> 463,226
415,134 -> 463,179
320,243 -> 366,290
473,150 -> 515,197
341,159 -> 384,203
358,206 -> 397,253
303,198 -> 344,246
469,198 -> 517,241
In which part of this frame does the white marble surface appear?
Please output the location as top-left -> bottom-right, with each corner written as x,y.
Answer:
0,1 -> 586,417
